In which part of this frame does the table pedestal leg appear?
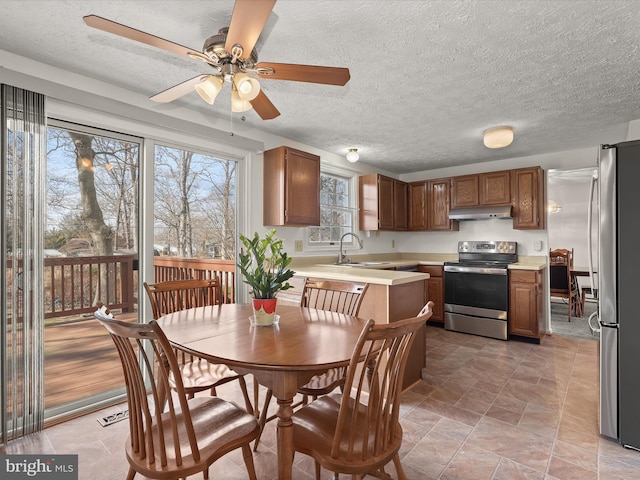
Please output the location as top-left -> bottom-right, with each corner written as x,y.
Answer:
276,397 -> 294,480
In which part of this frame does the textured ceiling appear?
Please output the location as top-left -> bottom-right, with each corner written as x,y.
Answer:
1,0 -> 639,173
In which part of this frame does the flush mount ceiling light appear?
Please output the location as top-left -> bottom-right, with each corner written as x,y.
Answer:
346,148 -> 359,162
483,126 -> 514,149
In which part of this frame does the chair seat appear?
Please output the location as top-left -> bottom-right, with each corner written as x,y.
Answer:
126,396 -> 259,478
169,358 -> 241,392
292,393 -> 403,474
297,367 -> 347,396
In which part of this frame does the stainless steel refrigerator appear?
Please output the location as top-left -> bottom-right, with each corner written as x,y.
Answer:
597,141 -> 640,450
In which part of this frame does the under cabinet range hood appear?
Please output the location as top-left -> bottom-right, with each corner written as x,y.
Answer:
448,205 -> 513,221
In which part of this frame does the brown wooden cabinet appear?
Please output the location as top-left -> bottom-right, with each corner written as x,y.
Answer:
263,146 -> 320,226
451,170 -> 511,208
394,179 -> 408,230
512,166 -> 545,230
428,178 -> 459,231
419,265 -> 444,323
408,181 -> 428,230
480,170 -> 511,205
359,174 -> 408,231
508,269 -> 543,340
451,175 -> 479,208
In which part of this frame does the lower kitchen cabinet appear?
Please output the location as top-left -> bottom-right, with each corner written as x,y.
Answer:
509,269 -> 543,341
419,265 -> 444,323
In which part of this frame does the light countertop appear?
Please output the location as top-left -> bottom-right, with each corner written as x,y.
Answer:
291,264 -> 429,286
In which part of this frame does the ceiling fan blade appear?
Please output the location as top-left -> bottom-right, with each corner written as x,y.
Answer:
251,90 -> 280,120
149,75 -> 209,103
83,15 -> 201,60
225,0 -> 276,59
256,62 -> 351,86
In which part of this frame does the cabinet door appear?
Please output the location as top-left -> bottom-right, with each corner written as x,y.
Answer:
419,265 -> 444,322
512,167 -> 545,229
480,170 -> 511,205
285,148 -> 321,225
451,174 -> 479,208
509,281 -> 538,337
408,181 -> 428,230
378,175 -> 395,230
427,277 -> 444,322
263,146 -> 320,226
428,178 -> 458,231
509,270 -> 541,339
394,180 -> 408,230
359,174 -> 380,231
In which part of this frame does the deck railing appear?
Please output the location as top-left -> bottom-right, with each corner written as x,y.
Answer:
152,256 -> 236,304
43,255 -> 137,319
35,255 -> 236,320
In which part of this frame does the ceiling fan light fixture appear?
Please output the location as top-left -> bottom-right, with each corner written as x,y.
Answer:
346,148 -> 359,163
194,75 -> 224,105
483,126 -> 514,149
231,87 -> 253,112
233,72 -> 260,101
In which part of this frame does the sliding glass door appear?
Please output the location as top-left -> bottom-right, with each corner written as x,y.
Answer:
43,120 -> 140,421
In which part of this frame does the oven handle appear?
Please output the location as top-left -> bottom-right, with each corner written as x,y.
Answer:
444,266 -> 508,275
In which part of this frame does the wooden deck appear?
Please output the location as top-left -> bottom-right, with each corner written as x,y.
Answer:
44,312 -> 138,411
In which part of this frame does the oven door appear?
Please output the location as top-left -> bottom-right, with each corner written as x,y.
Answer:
444,266 -> 508,313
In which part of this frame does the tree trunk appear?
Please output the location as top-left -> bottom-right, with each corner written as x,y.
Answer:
70,132 -> 113,256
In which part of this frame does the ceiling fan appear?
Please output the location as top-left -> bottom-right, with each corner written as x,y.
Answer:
83,0 -> 350,120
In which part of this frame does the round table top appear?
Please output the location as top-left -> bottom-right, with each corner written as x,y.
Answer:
156,303 -> 369,372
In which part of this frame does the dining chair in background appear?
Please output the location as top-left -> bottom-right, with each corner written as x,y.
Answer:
253,279 -> 369,451
291,301 -> 434,480
143,279 -> 253,413
93,304 -> 260,480
549,248 -> 578,322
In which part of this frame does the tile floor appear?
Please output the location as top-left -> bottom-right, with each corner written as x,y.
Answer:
3,325 -> 640,479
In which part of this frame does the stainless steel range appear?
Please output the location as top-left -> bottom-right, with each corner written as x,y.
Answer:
444,240 -> 517,340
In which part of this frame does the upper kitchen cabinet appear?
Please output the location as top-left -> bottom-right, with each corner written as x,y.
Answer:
408,181 -> 428,231
428,178 -> 459,231
359,174 -> 408,231
451,174 -> 479,208
480,170 -> 511,205
263,146 -> 320,226
451,170 -> 511,208
512,166 -> 545,230
394,179 -> 408,230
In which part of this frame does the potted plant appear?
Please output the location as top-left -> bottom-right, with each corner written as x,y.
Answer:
237,229 -> 295,326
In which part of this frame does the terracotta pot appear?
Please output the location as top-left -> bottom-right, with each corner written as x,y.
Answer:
251,298 -> 278,326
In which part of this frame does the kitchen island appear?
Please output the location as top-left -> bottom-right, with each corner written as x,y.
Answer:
287,263 -> 429,391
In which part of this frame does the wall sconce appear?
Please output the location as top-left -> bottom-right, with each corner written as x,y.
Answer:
483,126 -> 514,149
346,148 -> 359,162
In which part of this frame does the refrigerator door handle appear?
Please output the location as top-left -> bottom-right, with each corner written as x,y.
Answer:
600,321 -> 619,328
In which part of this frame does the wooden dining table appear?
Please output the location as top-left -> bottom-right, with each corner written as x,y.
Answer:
156,303 -> 368,480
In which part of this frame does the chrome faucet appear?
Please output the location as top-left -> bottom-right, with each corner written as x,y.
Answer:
337,232 -> 363,264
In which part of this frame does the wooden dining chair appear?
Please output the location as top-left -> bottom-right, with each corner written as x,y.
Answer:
143,279 -> 253,414
549,248 -> 578,322
253,279 -> 369,451
291,301 -> 434,480
94,304 -> 260,480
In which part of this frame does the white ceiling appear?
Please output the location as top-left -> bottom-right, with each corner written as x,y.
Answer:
1,0 -> 639,174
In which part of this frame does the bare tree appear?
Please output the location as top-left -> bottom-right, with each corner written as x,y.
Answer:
200,159 -> 237,259
68,132 -> 113,256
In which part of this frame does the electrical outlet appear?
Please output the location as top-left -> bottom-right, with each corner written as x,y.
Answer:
294,240 -> 303,252
392,239 -> 395,248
